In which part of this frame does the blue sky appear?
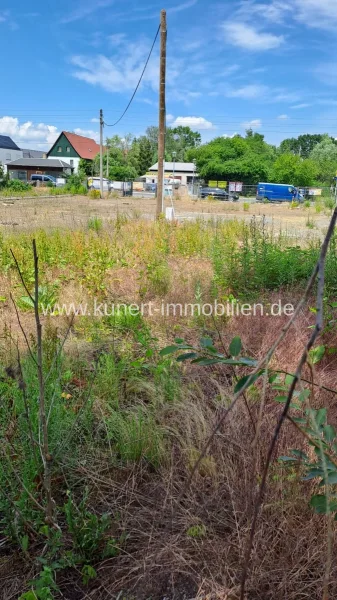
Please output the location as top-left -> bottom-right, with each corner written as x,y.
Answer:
1,0 -> 337,150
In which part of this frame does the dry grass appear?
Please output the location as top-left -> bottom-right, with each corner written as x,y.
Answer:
1,215 -> 337,599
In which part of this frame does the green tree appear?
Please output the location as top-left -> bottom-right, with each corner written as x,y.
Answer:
190,133 -> 274,184
138,137 -> 153,175
279,134 -> 331,158
271,154 -> 317,186
78,158 -> 95,177
310,136 -> 337,183
165,126 -> 201,161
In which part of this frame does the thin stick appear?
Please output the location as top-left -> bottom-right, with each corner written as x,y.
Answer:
10,292 -> 37,365
16,346 -> 39,465
10,248 -> 35,305
32,240 -> 55,526
239,207 -> 337,600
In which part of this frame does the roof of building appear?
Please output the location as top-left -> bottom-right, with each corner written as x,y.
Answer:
0,135 -> 21,151
7,158 -> 72,168
149,162 -> 197,172
21,148 -> 45,159
48,131 -> 100,160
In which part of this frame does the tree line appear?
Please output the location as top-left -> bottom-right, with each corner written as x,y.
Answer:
79,128 -> 337,187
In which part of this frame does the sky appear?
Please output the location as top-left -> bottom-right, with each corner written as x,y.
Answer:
1,0 -> 337,150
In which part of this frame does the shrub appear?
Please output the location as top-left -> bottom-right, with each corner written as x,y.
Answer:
4,179 -> 30,192
243,202 -> 250,212
88,189 -> 101,199
87,216 -> 103,232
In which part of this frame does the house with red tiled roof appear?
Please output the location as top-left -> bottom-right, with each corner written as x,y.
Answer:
47,131 -> 100,173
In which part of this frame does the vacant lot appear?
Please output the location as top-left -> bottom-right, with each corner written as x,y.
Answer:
0,193 -> 332,237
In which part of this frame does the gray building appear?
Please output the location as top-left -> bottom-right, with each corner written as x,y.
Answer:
0,135 -> 23,172
147,161 -> 198,186
21,148 -> 45,159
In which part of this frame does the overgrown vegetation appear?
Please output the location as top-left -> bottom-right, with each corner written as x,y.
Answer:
1,214 -> 337,599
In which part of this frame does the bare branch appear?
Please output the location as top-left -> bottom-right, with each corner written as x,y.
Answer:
32,239 -> 55,526
239,207 -> 337,600
10,292 -> 37,366
10,248 -> 35,305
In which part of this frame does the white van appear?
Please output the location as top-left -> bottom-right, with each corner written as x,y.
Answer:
87,177 -> 111,192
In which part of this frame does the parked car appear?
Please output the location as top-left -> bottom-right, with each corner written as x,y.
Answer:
87,177 -> 112,192
200,186 -> 239,201
30,174 -> 57,186
256,183 -> 304,203
145,183 -> 157,192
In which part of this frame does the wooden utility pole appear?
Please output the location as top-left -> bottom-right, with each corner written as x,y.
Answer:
99,108 -> 104,198
156,9 -> 167,218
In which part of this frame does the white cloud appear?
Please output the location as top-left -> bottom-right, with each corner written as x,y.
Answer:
74,128 -> 99,142
234,0 -> 337,31
236,1 -> 291,23
91,117 -> 100,123
172,116 -> 215,130
227,85 -> 268,99
290,103 -> 311,109
294,0 -> 337,29
223,133 -> 238,138
168,0 -> 198,14
0,116 -> 59,148
277,114 -> 289,119
166,114 -> 175,122
61,0 -> 115,24
315,62 -> 337,86
71,40 -> 162,93
108,33 -> 126,46
222,22 -> 284,51
242,119 -> 262,130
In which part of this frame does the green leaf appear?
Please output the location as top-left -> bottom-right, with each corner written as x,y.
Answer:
174,338 -> 185,344
176,352 -> 198,362
274,395 -> 287,403
191,358 -> 222,366
298,389 -> 311,402
322,472 -> 337,485
18,593 -> 37,600
303,468 -> 325,480
314,408 -> 327,427
309,345 -> 326,365
285,374 -> 296,386
21,535 -> 29,552
234,371 -> 262,394
310,494 -> 337,514
200,337 -> 214,349
160,345 -> 192,356
278,456 -> 297,462
269,372 -> 278,384
324,425 -> 336,442
229,336 -> 242,357
290,449 -> 307,460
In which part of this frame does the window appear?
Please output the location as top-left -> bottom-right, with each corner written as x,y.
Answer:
6,153 -> 11,161
70,159 -> 74,167
66,146 -> 70,153
57,146 -> 62,153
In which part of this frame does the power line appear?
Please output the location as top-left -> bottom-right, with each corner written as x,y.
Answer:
104,23 -> 160,128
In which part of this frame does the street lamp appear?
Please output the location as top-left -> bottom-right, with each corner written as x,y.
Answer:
192,159 -> 196,193
106,141 -> 109,179
172,151 -> 176,189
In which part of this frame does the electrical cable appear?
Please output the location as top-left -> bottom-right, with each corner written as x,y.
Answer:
104,24 -> 160,128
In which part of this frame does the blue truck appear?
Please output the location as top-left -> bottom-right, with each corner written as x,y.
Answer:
257,183 -> 303,203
